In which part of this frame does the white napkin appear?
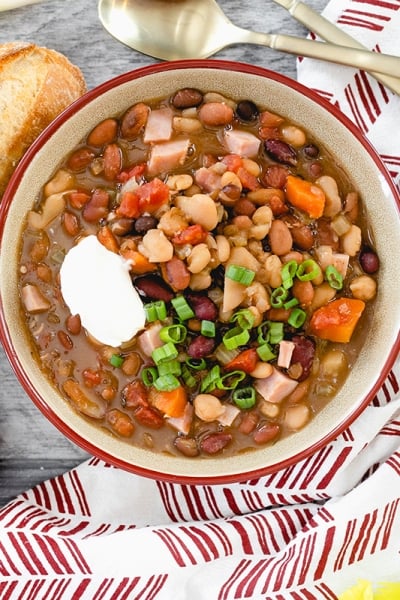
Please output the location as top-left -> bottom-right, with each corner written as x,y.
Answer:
1,2 -> 400,598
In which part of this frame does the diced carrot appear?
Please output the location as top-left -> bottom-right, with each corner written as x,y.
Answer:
117,191 -> 140,218
97,225 -> 119,253
308,297 -> 365,343
172,224 -> 208,246
225,348 -> 258,374
149,385 -> 188,418
285,174 -> 326,219
120,248 -> 157,274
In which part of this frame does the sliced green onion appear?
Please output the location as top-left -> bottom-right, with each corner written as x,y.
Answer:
151,342 -> 178,365
157,359 -> 182,376
201,364 -> 221,393
256,343 -> 276,362
141,366 -> 158,386
284,297 -> 299,309
144,300 -> 167,322
226,264 -> 256,285
186,357 -> 207,370
269,321 -> 284,344
296,259 -> 321,281
223,326 -> 250,350
217,370 -> 246,390
201,320 -> 216,337
230,309 -> 255,330
325,265 -> 343,290
288,308 -> 307,328
109,353 -> 124,368
181,365 -> 197,388
232,386 -> 256,409
159,324 -> 187,344
154,373 -> 180,391
171,295 -> 195,320
281,260 -> 298,290
270,286 -> 288,308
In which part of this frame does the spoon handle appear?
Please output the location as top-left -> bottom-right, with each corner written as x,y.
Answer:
235,27 -> 400,78
273,0 -> 400,94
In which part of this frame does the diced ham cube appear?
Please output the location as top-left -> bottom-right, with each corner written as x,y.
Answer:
138,322 -> 163,356
255,367 -> 298,403
167,402 -> 193,435
143,108 -> 173,143
218,403 -> 241,426
147,138 -> 190,176
277,340 -> 295,369
223,129 -> 261,158
194,166 -> 222,193
21,284 -> 51,313
332,253 -> 349,278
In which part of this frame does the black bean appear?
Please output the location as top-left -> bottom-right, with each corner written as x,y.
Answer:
359,247 -> 380,274
134,215 -> 158,234
264,139 -> 297,166
236,100 -> 259,122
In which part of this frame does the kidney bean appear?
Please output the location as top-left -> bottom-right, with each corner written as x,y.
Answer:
134,405 -> 164,429
174,436 -> 200,457
67,147 -> 95,171
253,422 -> 280,445
62,211 -> 80,237
134,215 -> 158,234
122,379 -> 148,409
315,219 -> 339,250
234,197 -> 256,217
171,87 -> 203,109
134,274 -> 174,302
162,256 -> 191,291
264,139 -> 297,166
58,330 -> 73,350
187,335 -> 216,359
290,336 -> 315,381
83,188 -> 110,222
268,219 -> 293,256
87,118 -> 118,147
120,102 -> 150,139
236,99 -> 259,122
198,102 -> 234,127
359,246 -> 379,274
291,223 -> 314,250
106,409 -> 134,437
103,143 -> 122,181
200,432 -> 232,454
66,314 -> 81,335
186,292 -> 218,321
292,279 -> 314,307
262,164 -> 288,189
238,410 -> 259,434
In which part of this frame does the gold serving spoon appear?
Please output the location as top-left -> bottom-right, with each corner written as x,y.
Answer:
98,0 -> 400,81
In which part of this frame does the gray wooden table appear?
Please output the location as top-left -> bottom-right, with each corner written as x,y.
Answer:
0,0 -> 326,506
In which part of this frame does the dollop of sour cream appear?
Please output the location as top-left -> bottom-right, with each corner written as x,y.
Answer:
60,235 -> 146,346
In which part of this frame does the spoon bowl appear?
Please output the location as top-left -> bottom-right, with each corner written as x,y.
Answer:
98,0 -> 400,76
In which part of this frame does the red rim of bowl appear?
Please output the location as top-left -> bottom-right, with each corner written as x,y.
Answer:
1,59 -> 399,484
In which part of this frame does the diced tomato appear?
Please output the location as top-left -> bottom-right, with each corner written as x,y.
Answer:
225,347 -> 258,374
221,153 -> 243,172
172,224 -> 208,246
82,368 -> 102,387
117,163 -> 147,183
117,178 -> 169,218
117,191 -> 141,218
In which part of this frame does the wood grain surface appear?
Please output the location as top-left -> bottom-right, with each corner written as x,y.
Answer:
0,0 -> 325,506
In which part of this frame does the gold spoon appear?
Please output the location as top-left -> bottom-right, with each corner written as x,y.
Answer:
98,0 -> 400,78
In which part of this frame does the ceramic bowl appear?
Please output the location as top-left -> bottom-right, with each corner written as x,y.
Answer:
1,60 -> 399,483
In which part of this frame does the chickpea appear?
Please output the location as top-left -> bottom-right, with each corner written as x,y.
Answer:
350,275 -> 377,301
194,394 -> 225,422
187,243 -> 211,273
311,282 -> 336,310
139,229 -> 173,262
320,349 -> 348,378
341,224 -> 362,256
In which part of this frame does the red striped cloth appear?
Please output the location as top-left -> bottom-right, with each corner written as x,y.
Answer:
1,2 -> 400,597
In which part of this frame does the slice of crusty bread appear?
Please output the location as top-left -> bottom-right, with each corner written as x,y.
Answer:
0,41 -> 87,196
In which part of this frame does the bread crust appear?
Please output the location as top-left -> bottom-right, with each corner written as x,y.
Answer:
0,41 -> 87,196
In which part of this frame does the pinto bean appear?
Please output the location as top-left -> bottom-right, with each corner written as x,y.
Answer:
62,211 -> 80,237
262,164 -> 288,189
187,335 -> 216,359
253,422 -> 280,445
268,219 -> 293,256
134,274 -> 174,302
198,102 -> 234,127
162,256 -> 191,291
58,330 -> 73,350
234,198 -> 256,217
121,352 -> 142,376
171,87 -> 203,108
109,218 -> 134,236
122,379 -> 148,409
87,118 -> 118,146
106,409 -> 134,437
290,223 -> 314,250
67,147 -> 95,171
66,314 -> 81,335
238,410 -> 259,434
186,292 -> 218,321
120,102 -> 150,139
103,143 -> 122,181
292,279 -> 314,307
174,436 -> 200,457
83,188 -> 110,222
200,432 -> 232,454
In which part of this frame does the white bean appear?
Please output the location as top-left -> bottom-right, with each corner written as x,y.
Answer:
194,394 -> 225,422
341,224 -> 362,256
284,403 -> 311,431
187,243 -> 211,273
139,229 -> 173,262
